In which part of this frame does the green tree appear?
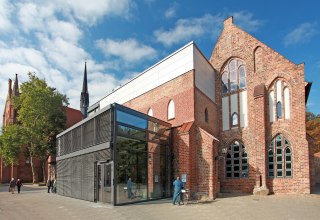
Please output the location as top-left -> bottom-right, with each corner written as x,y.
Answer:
0,124 -> 24,176
14,73 -> 68,183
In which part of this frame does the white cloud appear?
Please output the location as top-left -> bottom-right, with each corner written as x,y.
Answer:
164,3 -> 178,19
232,11 -> 263,32
47,20 -> 82,43
284,22 -> 318,46
57,0 -> 134,25
96,38 -> 157,62
0,0 -> 13,31
17,2 -> 55,32
0,0 -> 138,130
154,14 -> 224,47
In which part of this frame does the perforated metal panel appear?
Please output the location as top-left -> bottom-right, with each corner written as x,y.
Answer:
57,149 -> 111,202
58,109 -> 112,157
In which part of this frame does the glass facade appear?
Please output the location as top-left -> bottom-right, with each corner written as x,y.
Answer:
56,103 -> 171,205
114,106 -> 171,205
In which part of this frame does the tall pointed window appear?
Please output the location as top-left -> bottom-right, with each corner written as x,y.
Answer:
147,108 -> 153,117
269,79 -> 291,122
205,108 -> 208,123
276,101 -> 282,119
221,59 -> 247,130
231,112 -> 239,127
168,100 -> 175,120
225,141 -> 248,178
268,134 -> 292,178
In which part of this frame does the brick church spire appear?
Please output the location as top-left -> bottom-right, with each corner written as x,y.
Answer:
13,74 -> 19,97
80,62 -> 89,118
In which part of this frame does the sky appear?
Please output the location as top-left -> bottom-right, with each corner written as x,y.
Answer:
0,0 -> 319,129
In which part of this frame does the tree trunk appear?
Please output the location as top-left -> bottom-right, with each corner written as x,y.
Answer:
11,162 -> 14,179
42,160 -> 46,183
30,154 -> 38,183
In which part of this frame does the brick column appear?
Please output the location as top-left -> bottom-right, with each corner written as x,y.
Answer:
253,84 -> 269,195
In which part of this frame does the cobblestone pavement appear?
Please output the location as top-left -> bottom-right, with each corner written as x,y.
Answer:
0,184 -> 320,220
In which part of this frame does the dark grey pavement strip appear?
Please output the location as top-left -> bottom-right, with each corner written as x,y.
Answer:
0,185 -> 320,220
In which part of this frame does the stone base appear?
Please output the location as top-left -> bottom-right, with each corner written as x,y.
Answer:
253,186 -> 269,196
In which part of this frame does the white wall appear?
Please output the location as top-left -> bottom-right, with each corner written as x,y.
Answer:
269,91 -> 275,122
194,47 -> 216,102
276,80 -> 282,103
99,42 -> 195,109
239,91 -> 248,127
284,87 -> 290,119
222,97 -> 229,131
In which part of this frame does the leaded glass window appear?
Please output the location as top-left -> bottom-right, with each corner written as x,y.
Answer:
268,134 -> 292,178
239,66 -> 246,89
276,101 -> 282,119
225,141 -> 248,178
221,59 -> 247,130
232,112 -> 239,127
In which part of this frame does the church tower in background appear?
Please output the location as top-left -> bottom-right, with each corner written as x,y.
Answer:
80,62 -> 89,118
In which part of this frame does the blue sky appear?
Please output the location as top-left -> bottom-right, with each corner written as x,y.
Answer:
0,0 -> 319,129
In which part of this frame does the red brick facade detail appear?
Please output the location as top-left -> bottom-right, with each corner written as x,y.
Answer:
211,17 -> 311,194
119,16 -> 314,196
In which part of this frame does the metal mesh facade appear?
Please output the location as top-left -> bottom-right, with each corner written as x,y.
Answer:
57,149 -> 111,201
57,109 -> 112,157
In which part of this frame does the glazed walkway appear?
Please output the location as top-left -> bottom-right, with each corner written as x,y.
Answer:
0,184 -> 320,220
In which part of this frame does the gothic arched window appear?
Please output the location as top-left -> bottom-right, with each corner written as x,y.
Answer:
147,108 -> 153,117
221,59 -> 247,131
225,141 -> 248,178
231,112 -> 239,127
205,108 -> 208,123
269,79 -> 291,122
276,101 -> 282,119
168,100 -> 175,120
268,134 -> 292,178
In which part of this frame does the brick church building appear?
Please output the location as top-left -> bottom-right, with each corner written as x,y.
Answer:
56,17 -> 315,205
1,74 -> 83,183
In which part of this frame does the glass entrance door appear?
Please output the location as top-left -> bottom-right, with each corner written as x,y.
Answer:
96,161 -> 113,203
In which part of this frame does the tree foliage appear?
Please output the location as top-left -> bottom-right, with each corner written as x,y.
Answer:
306,112 -> 320,153
0,124 -> 24,166
14,72 -> 68,182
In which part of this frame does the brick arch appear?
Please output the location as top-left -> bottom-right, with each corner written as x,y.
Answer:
219,56 -> 246,74
253,46 -> 263,73
221,137 -> 250,154
268,130 -> 295,148
267,76 -> 292,92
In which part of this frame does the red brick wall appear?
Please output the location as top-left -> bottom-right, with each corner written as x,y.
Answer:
124,70 -> 195,127
210,17 -> 310,194
194,87 -> 219,137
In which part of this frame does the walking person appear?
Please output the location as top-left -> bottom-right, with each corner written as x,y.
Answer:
16,178 -> 23,194
127,177 -> 133,199
9,178 -> 16,194
46,178 -> 52,193
172,176 -> 184,205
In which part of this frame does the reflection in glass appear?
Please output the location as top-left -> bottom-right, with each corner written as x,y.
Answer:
117,110 -> 147,129
116,137 -> 148,204
222,72 -> 228,95
239,66 -> 246,89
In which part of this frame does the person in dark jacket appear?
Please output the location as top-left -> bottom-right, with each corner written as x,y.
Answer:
16,178 -> 23,194
9,178 -> 16,194
46,178 -> 52,193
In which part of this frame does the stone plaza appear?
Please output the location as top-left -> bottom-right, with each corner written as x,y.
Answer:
1,184 -> 320,220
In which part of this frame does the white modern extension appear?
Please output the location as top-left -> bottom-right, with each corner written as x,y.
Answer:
88,41 -> 216,114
